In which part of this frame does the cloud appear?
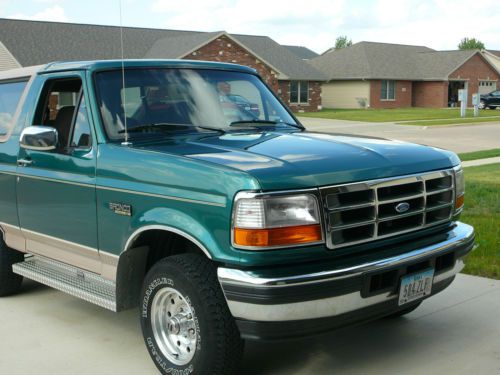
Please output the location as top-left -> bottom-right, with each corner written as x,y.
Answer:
342,0 -> 499,50
151,0 -> 347,52
150,0 -> 500,53
8,5 -> 68,22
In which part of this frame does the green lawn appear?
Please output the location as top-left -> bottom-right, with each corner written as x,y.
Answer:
299,108 -> 500,123
460,164 -> 500,279
458,149 -> 500,162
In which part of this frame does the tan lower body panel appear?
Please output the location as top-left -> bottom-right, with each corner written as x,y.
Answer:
0,222 -> 118,282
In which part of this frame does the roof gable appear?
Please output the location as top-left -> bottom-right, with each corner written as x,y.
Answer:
145,31 -> 224,59
229,34 -> 326,80
414,50 -> 478,80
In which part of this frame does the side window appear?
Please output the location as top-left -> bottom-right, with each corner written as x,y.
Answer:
381,80 -> 396,100
0,80 -> 27,139
289,81 -> 309,104
34,78 -> 82,152
70,95 -> 92,149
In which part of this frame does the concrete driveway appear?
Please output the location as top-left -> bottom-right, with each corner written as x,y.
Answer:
299,117 -> 500,153
0,274 -> 498,374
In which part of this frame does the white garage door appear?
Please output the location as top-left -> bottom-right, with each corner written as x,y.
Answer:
479,81 -> 497,95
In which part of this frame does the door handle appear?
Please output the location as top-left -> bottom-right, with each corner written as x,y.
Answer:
17,158 -> 33,167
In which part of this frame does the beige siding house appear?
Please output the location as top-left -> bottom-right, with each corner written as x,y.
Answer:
310,42 -> 500,109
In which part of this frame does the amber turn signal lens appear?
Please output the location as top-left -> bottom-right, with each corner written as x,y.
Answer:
234,224 -> 322,247
455,194 -> 464,209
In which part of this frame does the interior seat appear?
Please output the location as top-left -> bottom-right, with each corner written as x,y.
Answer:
53,106 -> 75,149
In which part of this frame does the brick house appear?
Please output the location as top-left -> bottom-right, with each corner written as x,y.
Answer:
0,19 -> 325,112
310,42 -> 500,108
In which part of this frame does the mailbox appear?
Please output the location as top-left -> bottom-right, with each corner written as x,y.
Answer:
472,93 -> 480,106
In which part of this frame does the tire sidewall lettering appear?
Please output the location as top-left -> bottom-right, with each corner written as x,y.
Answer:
142,277 -> 174,318
146,337 -> 194,375
142,276 -> 200,373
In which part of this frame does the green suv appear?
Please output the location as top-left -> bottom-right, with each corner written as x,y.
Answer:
0,60 -> 474,374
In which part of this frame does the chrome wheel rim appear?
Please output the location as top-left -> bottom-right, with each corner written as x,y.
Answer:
151,287 -> 197,365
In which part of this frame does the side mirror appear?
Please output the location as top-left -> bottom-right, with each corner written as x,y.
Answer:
20,126 -> 58,151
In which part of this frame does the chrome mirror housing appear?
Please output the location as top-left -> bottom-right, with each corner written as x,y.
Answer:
20,126 -> 58,151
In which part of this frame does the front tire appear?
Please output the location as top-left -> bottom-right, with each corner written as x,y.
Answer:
0,238 -> 24,296
140,253 -> 244,374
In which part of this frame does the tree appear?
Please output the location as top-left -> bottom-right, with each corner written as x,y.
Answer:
458,37 -> 485,50
334,36 -> 353,50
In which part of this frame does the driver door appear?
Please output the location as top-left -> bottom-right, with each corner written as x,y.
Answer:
16,73 -> 100,273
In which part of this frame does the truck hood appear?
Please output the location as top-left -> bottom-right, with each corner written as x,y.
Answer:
136,131 -> 459,190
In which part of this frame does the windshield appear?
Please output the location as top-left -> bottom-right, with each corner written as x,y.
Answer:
94,68 -> 299,141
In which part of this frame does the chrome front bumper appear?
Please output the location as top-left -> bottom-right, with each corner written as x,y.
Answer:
218,222 -> 475,339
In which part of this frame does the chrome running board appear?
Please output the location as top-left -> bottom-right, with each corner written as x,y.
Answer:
13,256 -> 117,312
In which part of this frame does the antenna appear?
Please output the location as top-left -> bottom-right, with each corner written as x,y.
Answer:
119,0 -> 131,146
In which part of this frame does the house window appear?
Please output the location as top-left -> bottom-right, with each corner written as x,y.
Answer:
380,80 -> 395,100
290,81 -> 309,104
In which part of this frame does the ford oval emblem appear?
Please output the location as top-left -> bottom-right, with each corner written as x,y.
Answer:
395,202 -> 410,213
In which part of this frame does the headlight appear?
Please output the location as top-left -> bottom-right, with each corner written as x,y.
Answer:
454,166 -> 465,212
232,193 -> 322,249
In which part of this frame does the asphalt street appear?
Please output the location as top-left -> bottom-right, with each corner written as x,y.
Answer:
0,274 -> 498,374
299,117 -> 500,153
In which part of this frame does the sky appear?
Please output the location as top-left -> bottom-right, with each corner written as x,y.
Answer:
1,0 -> 499,54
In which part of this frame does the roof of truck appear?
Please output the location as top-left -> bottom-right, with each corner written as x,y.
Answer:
0,59 -> 257,80
40,59 -> 258,74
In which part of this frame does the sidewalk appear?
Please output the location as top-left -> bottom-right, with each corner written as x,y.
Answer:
462,156 -> 500,167
299,117 -> 500,153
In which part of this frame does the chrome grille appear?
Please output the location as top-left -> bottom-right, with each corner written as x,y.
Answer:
320,169 -> 455,249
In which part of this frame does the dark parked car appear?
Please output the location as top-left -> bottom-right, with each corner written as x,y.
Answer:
227,94 -> 261,116
480,90 -> 500,109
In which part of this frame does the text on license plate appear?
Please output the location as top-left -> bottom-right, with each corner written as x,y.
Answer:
398,268 -> 434,306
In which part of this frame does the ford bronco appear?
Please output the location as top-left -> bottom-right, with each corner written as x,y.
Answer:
0,60 -> 474,374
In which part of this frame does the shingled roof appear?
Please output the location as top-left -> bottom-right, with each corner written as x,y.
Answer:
230,34 -> 325,80
413,50 -> 479,80
0,18 -> 325,80
310,42 -> 434,80
283,45 -> 319,60
310,41 -> 495,81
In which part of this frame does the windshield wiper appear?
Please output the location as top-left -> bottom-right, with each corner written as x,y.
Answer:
229,119 -> 303,130
119,123 -> 225,134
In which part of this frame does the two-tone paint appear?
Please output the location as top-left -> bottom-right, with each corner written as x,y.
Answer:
0,60 -> 463,300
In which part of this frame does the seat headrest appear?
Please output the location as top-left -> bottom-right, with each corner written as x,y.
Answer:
54,106 -> 75,129
53,106 -> 75,148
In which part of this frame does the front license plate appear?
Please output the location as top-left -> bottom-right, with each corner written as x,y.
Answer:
398,268 -> 434,306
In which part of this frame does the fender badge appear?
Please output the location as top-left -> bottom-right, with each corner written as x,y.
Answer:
109,202 -> 132,216
395,202 -> 410,214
